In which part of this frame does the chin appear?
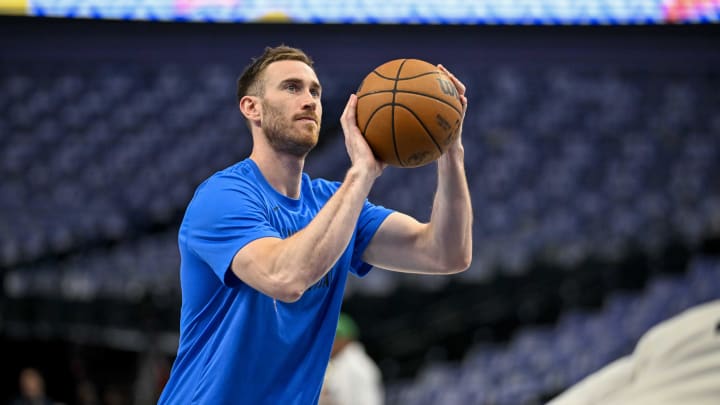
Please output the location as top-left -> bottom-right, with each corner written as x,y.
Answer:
264,124 -> 320,157
280,138 -> 317,157
300,129 -> 320,149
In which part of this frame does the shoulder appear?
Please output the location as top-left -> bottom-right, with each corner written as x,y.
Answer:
193,160 -> 263,200
185,160 -> 269,219
201,160 -> 258,191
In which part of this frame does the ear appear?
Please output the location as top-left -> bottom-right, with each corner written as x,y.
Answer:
239,95 -> 261,123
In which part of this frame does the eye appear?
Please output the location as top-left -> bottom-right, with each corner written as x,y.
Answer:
310,88 -> 321,97
285,83 -> 298,92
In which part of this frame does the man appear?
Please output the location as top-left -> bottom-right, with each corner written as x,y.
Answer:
158,45 -> 472,404
320,313 -> 383,405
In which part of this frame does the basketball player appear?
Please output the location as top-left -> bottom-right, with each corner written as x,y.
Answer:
158,45 -> 472,404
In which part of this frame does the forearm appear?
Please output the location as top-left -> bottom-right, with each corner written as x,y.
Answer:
426,145 -> 473,271
270,167 -> 375,298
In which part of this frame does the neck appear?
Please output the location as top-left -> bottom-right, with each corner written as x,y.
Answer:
250,148 -> 305,199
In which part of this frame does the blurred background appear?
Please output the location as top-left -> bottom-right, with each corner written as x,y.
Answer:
1,1 -> 720,404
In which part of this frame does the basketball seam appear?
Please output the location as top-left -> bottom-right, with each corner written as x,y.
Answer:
391,59 -> 407,167
356,89 -> 462,116
368,102 -> 444,155
371,70 -> 439,81
396,104 -> 444,154
363,105 -> 390,149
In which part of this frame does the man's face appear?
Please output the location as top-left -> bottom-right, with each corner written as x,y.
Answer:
259,60 -> 322,157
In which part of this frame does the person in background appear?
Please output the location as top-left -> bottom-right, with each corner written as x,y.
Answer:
11,368 -> 55,405
549,299 -> 720,405
320,313 -> 383,405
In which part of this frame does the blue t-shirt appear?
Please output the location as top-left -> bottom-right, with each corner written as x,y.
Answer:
158,159 -> 392,405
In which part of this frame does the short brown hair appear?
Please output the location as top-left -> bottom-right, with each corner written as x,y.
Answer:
236,45 -> 314,103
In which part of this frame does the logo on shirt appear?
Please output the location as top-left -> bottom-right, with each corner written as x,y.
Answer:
307,272 -> 332,291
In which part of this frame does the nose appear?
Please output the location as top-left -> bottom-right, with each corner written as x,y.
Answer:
302,95 -> 317,111
301,89 -> 318,110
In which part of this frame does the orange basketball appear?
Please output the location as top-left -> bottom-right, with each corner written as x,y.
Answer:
355,59 -> 463,168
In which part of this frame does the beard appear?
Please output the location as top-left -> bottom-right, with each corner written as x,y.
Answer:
261,100 -> 320,157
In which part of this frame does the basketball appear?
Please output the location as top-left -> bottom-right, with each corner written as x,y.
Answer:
355,59 -> 463,168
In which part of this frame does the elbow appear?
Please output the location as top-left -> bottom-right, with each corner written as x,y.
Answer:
262,259 -> 337,303
455,240 -> 473,272
457,252 -> 473,273
446,253 -> 472,274
269,278 -> 306,303
439,246 -> 472,274
265,272 -> 307,303
274,288 -> 304,303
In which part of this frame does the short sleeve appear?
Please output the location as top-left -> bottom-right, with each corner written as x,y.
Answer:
182,175 -> 280,286
350,200 -> 394,277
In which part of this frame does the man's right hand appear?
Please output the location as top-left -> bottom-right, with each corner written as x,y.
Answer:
341,94 -> 386,179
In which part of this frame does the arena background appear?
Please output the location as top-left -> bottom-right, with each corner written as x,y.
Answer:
1,1 -> 720,404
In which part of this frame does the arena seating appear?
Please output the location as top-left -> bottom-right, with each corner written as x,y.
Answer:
384,256 -> 720,405
0,64 -> 249,267
2,63 -> 719,297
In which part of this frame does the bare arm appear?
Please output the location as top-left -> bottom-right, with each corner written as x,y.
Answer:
230,95 -> 385,302
364,65 -> 473,274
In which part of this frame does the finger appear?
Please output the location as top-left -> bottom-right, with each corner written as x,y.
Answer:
341,94 -> 351,121
447,73 -> 466,96
340,94 -> 355,134
346,94 -> 357,122
439,66 -> 467,113
437,64 -> 466,96
438,64 -> 458,82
